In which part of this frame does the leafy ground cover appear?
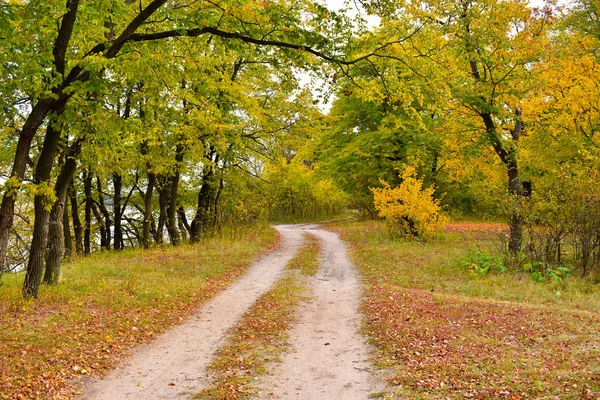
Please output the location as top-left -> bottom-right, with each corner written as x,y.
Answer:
0,227 -> 277,400
332,220 -> 600,399
198,233 -> 320,399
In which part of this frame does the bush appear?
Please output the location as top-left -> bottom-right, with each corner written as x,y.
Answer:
264,158 -> 349,222
461,249 -> 507,276
511,170 -> 600,276
371,167 -> 448,240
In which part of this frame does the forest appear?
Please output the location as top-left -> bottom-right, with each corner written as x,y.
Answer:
2,0 -> 600,398
1,0 -> 600,297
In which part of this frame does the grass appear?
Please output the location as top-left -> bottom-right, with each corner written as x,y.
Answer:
0,226 -> 278,400
330,220 -> 600,399
198,233 -> 321,399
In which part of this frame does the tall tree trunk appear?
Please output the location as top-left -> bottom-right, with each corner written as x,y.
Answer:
177,205 -> 191,238
142,172 -> 155,249
1,0 -> 80,274
166,145 -> 184,246
69,181 -> 83,254
156,183 -> 167,245
23,111 -> 65,299
95,177 -> 111,250
44,142 -> 80,284
0,102 -> 49,273
84,171 -> 93,254
63,192 -> 73,259
166,174 -> 181,246
113,173 -> 123,250
471,52 -> 524,255
190,164 -> 218,242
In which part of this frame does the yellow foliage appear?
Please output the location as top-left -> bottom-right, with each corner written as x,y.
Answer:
371,167 -> 448,240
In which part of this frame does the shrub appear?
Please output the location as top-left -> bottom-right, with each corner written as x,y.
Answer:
371,167 -> 448,240
461,249 -> 506,276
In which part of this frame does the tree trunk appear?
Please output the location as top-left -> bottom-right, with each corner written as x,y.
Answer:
63,192 -> 73,260
143,172 -> 155,249
44,141 -> 81,285
84,171 -> 93,254
177,205 -> 191,238
70,181 -> 83,254
156,183 -> 167,245
0,100 -> 53,274
507,161 -> 524,255
166,145 -> 184,246
113,173 -> 123,250
166,173 -> 181,246
481,108 -> 524,255
44,142 -> 81,284
190,166 -> 218,242
23,112 -> 64,299
95,177 -> 111,250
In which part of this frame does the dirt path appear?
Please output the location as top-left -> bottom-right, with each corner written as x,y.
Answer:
79,224 -> 380,400
79,227 -> 304,400
256,225 -> 381,399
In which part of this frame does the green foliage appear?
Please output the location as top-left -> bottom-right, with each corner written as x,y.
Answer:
523,262 -> 572,283
264,158 -> 348,223
461,249 -> 506,276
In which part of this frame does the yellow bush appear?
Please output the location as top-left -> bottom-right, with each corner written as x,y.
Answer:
371,167 -> 448,240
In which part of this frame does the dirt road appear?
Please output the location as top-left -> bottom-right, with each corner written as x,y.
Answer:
79,225 -> 380,399
257,225 -> 380,399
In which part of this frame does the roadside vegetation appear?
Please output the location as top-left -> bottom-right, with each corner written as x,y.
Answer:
332,220 -> 600,399
0,227 -> 277,400
199,233 -> 321,400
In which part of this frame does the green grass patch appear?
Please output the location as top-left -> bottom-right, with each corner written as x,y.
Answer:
198,233 -> 321,399
330,220 -> 600,399
0,226 -> 277,400
286,233 -> 320,276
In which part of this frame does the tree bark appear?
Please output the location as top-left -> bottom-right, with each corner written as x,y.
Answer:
156,183 -> 167,245
44,142 -> 80,284
177,206 -> 191,238
1,0 -> 80,274
23,111 -> 65,299
63,191 -> 73,259
143,172 -> 155,249
166,173 -> 181,246
95,177 -> 111,250
84,171 -> 93,254
113,173 -> 124,250
190,160 -> 219,242
69,180 -> 83,254
166,145 -> 184,246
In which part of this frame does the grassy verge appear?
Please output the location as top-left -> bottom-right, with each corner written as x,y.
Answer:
0,227 -> 277,400
331,220 -> 600,399
198,233 -> 321,399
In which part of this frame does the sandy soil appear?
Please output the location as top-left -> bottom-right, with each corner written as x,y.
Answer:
256,225 -> 382,399
78,224 -> 381,400
78,227 -> 304,400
